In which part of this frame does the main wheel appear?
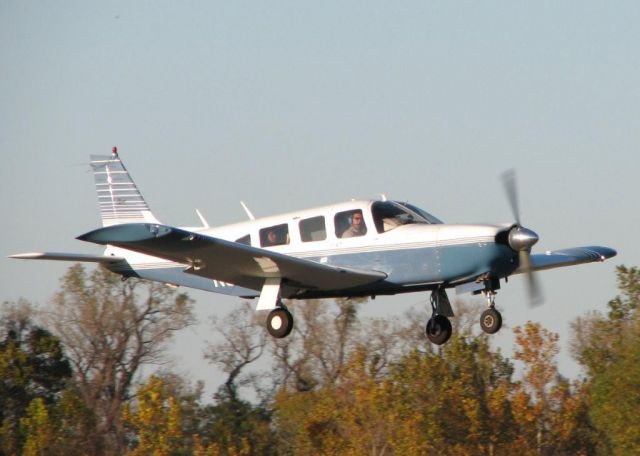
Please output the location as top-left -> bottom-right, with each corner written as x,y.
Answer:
267,308 -> 294,338
425,315 -> 452,345
480,308 -> 502,334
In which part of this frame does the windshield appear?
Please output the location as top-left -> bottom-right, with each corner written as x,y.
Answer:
371,201 -> 442,234
395,201 -> 443,224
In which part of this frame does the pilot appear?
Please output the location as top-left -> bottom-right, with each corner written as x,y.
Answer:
341,210 -> 366,238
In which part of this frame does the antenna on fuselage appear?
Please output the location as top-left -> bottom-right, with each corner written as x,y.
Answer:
195,209 -> 210,228
240,201 -> 255,220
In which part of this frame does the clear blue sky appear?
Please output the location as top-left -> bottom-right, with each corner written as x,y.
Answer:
2,1 -> 638,396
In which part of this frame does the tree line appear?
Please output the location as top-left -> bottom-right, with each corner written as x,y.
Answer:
1,264 -> 639,455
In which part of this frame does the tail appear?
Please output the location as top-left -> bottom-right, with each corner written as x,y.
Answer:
90,148 -> 160,227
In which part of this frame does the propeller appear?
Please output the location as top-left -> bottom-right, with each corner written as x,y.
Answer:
501,169 -> 544,307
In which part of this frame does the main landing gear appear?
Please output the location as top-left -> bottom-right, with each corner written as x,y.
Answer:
426,315 -> 452,345
258,279 -> 294,339
425,289 -> 454,345
423,288 -> 504,345
266,302 -> 294,338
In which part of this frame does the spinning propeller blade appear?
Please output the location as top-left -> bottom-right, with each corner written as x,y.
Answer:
502,169 -> 544,307
519,250 -> 544,307
501,169 -> 521,225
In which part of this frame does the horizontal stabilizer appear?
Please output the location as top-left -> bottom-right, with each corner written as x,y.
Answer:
77,223 -> 387,292
513,246 -> 616,274
10,252 -> 125,263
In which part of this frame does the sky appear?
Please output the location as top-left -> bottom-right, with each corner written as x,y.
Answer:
1,1 -> 639,398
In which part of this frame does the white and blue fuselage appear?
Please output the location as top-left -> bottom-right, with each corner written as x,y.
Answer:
12,150 -> 616,344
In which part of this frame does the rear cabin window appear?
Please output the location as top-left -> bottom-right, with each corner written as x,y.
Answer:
260,224 -> 290,247
235,234 -> 251,245
299,216 -> 326,242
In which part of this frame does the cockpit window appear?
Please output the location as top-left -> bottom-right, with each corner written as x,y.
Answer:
335,209 -> 367,238
372,201 -> 442,234
396,202 -> 443,224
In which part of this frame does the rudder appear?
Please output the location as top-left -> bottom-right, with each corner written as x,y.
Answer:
90,147 -> 160,227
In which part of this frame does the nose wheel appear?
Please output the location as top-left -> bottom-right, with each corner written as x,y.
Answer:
479,290 -> 502,334
480,308 -> 502,334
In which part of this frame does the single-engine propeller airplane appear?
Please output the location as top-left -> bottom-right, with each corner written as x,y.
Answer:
11,148 -> 616,345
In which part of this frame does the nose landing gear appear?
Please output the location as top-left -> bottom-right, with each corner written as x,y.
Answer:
479,290 -> 502,334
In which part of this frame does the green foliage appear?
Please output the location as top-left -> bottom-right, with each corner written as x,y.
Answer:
590,333 -> 640,454
196,394 -> 275,455
0,301 -> 72,456
20,397 -> 53,456
571,265 -> 640,455
607,265 -> 640,321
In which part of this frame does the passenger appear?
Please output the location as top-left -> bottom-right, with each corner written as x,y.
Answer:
341,210 -> 366,238
265,230 -> 278,246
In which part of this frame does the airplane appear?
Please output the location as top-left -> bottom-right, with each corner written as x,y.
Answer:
11,148 -> 616,345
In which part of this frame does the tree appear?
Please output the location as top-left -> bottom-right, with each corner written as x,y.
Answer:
0,300 -> 72,456
46,264 -> 195,454
589,326 -> 640,454
272,332 -> 522,456
20,397 -> 54,456
268,298 -> 366,394
512,321 -> 592,455
570,265 -> 640,454
205,302 -> 266,402
122,376 -> 184,456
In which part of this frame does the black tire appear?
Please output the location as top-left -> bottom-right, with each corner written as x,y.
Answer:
267,308 -> 294,338
425,315 -> 452,345
480,308 -> 502,334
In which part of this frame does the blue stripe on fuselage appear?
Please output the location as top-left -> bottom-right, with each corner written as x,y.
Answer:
322,241 -> 517,287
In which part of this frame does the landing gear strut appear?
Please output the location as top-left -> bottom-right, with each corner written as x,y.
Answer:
479,289 -> 502,334
266,302 -> 294,338
425,290 -> 453,345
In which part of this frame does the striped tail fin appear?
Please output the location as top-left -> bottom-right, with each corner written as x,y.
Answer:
90,148 -> 160,227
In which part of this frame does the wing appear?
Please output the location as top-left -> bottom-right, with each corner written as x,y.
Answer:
513,246 -> 616,274
10,252 -> 125,263
77,223 -> 387,292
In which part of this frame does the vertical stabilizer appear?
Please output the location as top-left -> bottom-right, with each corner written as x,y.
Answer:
90,148 -> 160,227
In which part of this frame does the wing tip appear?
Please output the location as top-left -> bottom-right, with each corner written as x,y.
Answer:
9,252 -> 125,263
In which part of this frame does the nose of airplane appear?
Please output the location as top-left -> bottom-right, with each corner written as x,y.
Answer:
508,226 -> 539,251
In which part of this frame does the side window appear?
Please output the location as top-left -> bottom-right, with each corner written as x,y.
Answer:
299,216 -> 326,242
260,223 -> 290,247
335,209 -> 367,239
235,234 -> 251,245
